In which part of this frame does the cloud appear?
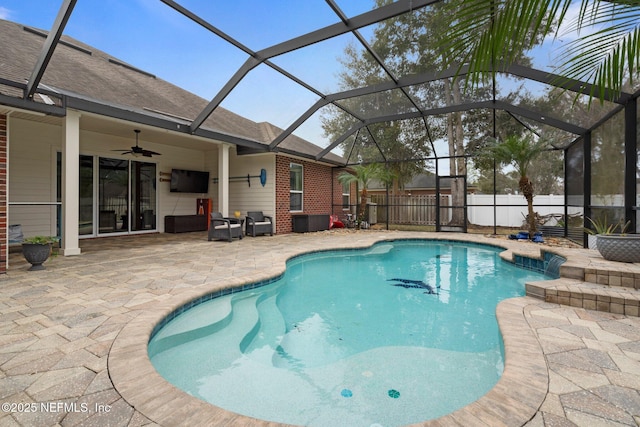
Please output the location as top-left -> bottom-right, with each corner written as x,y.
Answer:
0,7 -> 11,20
555,3 -> 604,42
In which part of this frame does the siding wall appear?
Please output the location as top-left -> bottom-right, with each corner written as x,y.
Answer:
9,119 -> 57,238
228,150 -> 276,228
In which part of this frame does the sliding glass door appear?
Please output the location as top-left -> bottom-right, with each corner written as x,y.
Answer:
98,158 -> 129,234
97,157 -> 157,234
79,155 -> 94,235
131,161 -> 157,231
59,154 -> 158,236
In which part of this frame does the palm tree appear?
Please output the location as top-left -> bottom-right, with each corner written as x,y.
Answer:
440,0 -> 640,101
486,135 -> 548,238
338,164 -> 392,227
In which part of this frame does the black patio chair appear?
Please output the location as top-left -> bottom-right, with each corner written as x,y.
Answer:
208,212 -> 243,242
246,211 -> 273,237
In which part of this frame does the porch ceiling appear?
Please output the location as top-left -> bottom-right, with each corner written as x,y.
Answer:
3,109 -> 226,153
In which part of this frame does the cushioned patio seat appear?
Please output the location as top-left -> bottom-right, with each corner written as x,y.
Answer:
208,212 -> 243,242
246,211 -> 273,237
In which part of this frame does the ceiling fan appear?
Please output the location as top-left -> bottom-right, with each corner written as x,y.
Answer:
113,129 -> 161,157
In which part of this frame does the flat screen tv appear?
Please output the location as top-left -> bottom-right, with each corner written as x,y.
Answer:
170,169 -> 210,193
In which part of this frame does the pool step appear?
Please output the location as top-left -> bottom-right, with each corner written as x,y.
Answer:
152,295 -> 233,341
148,295 -> 235,355
242,293 -> 286,358
207,293 -> 263,363
149,293 -> 261,359
271,314 -> 345,369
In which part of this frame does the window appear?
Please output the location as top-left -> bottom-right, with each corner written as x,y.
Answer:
342,181 -> 350,209
290,163 -> 303,211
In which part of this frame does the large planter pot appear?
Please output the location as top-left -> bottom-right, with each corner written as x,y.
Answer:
596,234 -> 640,263
22,243 -> 52,271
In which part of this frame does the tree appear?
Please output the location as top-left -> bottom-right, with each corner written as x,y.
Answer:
484,135 -> 549,237
337,164 -> 392,227
439,0 -> 640,101
323,1 -> 548,228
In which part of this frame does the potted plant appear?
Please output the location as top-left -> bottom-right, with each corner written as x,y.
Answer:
22,236 -> 58,271
584,216 -> 618,250
587,218 -> 640,263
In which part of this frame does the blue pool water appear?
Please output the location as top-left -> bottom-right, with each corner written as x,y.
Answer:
149,240 -> 549,426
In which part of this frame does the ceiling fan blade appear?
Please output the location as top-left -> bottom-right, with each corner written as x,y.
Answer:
113,131 -> 161,156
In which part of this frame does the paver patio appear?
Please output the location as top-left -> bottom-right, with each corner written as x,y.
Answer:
0,230 -> 639,426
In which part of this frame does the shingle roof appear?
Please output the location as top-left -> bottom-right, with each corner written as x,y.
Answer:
0,19 -> 343,164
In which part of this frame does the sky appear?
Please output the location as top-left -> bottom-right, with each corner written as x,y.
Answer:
0,0 -> 384,148
0,1 -> 602,158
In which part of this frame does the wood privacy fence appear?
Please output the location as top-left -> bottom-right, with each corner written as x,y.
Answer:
369,194 -> 451,225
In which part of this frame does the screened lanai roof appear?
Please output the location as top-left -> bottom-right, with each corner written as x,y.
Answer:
1,0 -> 638,166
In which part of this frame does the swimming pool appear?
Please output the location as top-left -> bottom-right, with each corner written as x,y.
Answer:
148,240 -> 550,426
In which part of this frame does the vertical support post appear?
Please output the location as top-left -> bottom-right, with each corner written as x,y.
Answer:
0,113 -> 7,272
435,161 -> 440,231
61,110 -> 81,256
583,132 -> 592,248
218,144 -> 230,217
625,100 -> 637,231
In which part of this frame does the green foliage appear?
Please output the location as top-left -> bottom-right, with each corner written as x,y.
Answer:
479,134 -> 548,237
585,216 -> 631,235
438,0 -> 640,102
337,164 -> 390,191
23,236 -> 59,245
483,135 -> 548,179
338,164 -> 391,226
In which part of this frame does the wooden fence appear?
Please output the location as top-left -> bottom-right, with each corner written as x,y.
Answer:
369,194 -> 451,225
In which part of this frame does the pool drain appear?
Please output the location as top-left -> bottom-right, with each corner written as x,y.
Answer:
341,388 -> 353,398
387,389 -> 400,398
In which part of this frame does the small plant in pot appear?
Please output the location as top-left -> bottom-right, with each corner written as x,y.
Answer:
586,218 -> 640,263
584,216 -> 618,250
22,236 -> 58,271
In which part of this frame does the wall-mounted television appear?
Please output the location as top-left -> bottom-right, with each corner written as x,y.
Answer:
170,169 -> 210,193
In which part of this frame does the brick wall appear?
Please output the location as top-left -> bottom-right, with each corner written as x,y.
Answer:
0,114 -> 6,272
332,168 -> 356,219
275,156 -> 338,234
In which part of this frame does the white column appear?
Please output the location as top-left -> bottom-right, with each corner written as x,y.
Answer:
61,110 -> 81,256
218,144 -> 230,217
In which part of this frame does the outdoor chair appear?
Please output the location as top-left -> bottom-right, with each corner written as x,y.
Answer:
208,212 -> 243,242
246,211 -> 273,237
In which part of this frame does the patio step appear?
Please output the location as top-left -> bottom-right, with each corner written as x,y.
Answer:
526,278 -> 640,317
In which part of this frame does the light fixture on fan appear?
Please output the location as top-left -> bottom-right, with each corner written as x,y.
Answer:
113,129 -> 161,157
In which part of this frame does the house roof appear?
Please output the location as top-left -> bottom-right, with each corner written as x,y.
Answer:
0,19 -> 344,165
